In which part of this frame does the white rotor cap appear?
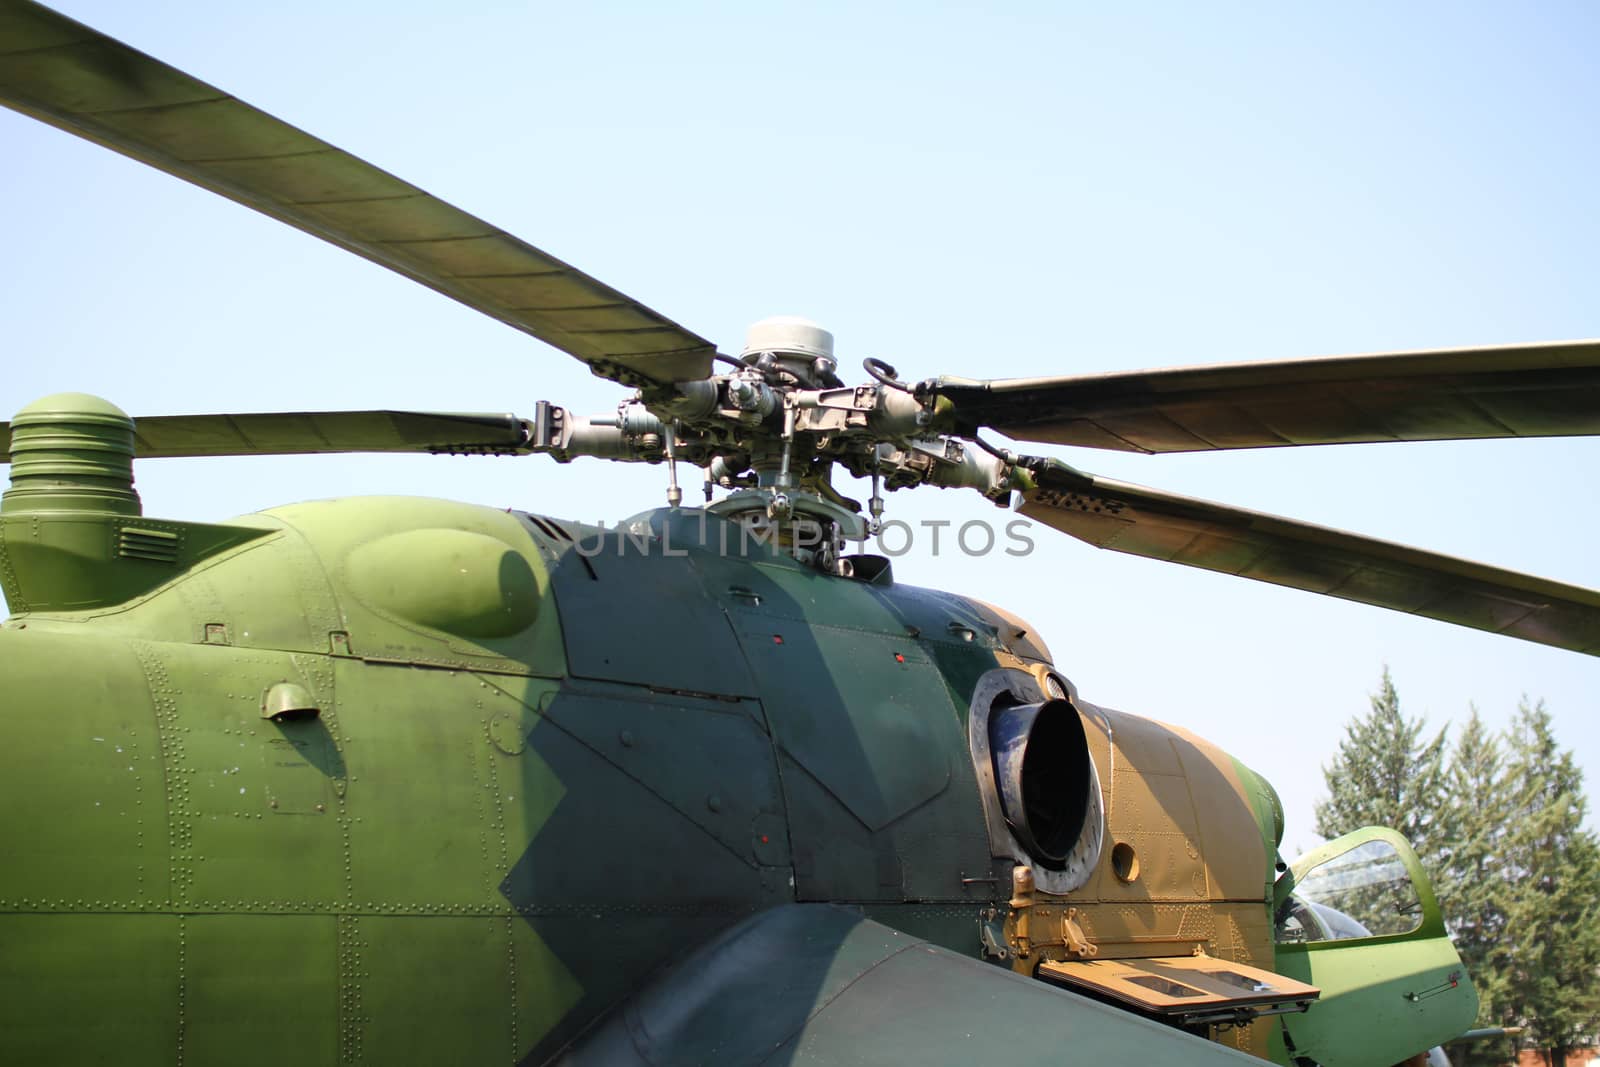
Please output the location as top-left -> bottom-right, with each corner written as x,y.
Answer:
741,316 -> 835,362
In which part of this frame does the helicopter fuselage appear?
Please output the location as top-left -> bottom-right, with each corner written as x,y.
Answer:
0,492 -> 1296,1062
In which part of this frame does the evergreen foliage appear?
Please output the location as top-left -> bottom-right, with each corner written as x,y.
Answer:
1313,666 -> 1448,860
1439,709 -> 1516,1067
1495,702 -> 1600,1067
1316,676 -> 1600,1066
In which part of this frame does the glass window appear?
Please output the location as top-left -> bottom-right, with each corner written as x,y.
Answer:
1278,839 -> 1423,942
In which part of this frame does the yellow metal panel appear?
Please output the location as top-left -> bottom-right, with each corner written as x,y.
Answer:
1040,954 -> 1319,1013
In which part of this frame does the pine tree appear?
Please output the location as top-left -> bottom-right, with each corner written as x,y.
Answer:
1318,677 -> 1600,1066
1314,666 -> 1449,864
1436,709 -> 1515,1067
1497,700 -> 1600,1067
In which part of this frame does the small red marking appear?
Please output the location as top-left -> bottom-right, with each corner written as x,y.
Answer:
772,634 -> 784,645
760,835 -> 770,844
894,652 -> 905,663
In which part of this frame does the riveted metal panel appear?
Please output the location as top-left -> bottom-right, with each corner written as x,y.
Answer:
131,641 -> 346,910
738,622 -> 952,832
334,661 -> 523,910
546,522 -> 757,697
0,630 -> 166,908
357,916 -> 534,1065
490,671 -> 794,1062
688,550 -> 993,903
184,915 -> 339,1064
529,680 -> 788,868
0,914 -> 178,1062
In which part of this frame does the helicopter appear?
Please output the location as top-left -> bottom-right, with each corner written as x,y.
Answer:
3,2 -> 1599,1065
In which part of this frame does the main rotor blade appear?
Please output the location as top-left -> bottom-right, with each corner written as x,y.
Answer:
0,1 -> 714,385
939,340 -> 1600,452
1019,460 -> 1600,656
0,411 -> 531,462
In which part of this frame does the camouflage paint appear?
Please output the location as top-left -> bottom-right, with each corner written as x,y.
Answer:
0,492 -> 1466,1063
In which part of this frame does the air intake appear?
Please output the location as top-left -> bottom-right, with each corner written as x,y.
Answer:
988,698 -> 1094,870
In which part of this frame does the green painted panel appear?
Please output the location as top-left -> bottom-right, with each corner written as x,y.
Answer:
510,916 -> 585,1059
546,526 -> 757,697
498,691 -> 785,906
0,914 -> 178,1062
186,810 -> 345,910
737,625 -> 991,899
29,516 -> 330,656
495,676 -> 795,1062
534,685 -> 788,867
357,916 -> 518,1064
337,661 -> 514,909
687,530 -> 995,903
489,712 -> 569,894
44,497 -> 563,673
740,623 -> 951,830
0,631 -> 166,907
16,499 -> 570,677
184,914 -> 338,1064
146,644 -> 345,909
1277,935 -> 1477,1066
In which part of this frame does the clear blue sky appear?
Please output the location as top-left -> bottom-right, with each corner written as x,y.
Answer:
4,1 -> 1597,854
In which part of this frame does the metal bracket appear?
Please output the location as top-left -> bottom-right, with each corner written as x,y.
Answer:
1008,866 -> 1035,959
978,915 -> 1011,961
1061,907 -> 1098,958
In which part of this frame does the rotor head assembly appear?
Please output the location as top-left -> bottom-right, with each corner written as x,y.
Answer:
521,315 -> 1021,570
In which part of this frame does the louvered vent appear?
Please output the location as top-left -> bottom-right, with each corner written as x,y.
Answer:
118,526 -> 181,563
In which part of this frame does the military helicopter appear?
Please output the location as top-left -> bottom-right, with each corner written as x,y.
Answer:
3,2 -> 1598,1065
